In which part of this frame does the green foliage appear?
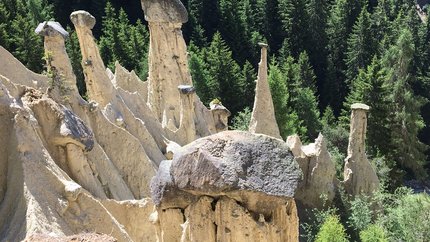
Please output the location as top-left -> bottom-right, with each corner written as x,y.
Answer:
321,106 -> 349,153
188,43 -> 214,105
379,193 -> 430,241
99,2 -> 149,80
65,27 -> 86,97
315,215 -> 349,242
202,32 -> 245,115
0,0 -> 53,73
268,59 -> 302,138
0,0 -> 428,188
324,0 -> 362,112
341,57 -> 392,156
345,5 -> 377,84
230,107 -> 251,131
347,196 -> 373,234
360,224 -> 388,242
306,0 -> 328,84
301,200 -> 338,242
382,28 -> 428,178
278,0 -> 309,58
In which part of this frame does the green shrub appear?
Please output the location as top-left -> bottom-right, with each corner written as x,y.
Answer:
315,215 -> 349,242
379,193 -> 430,242
300,205 -> 337,242
360,224 -> 388,242
348,195 -> 372,233
230,107 -> 251,131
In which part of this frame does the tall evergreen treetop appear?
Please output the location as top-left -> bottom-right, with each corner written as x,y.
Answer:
382,29 -> 428,178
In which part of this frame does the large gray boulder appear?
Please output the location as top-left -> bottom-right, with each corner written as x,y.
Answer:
151,131 -> 302,215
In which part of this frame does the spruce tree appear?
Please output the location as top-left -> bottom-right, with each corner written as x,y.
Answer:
240,61 -> 256,108
99,2 -> 118,70
185,0 -> 207,46
65,27 -> 86,97
306,0 -> 329,86
10,12 -> 44,73
204,32 -> 244,115
342,57 -> 392,157
278,0 -> 309,58
268,59 -> 303,138
324,0 -> 362,113
188,42 -> 214,105
218,0 -> 250,64
382,29 -> 427,178
294,52 -> 321,140
0,0 -> 53,73
0,1 -> 10,48
345,6 -> 376,85
99,3 -> 149,79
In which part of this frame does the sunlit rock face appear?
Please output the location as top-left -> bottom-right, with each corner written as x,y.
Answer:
343,103 -> 379,196
151,131 -> 301,242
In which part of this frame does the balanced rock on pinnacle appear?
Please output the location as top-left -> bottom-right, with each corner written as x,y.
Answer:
344,103 -> 379,196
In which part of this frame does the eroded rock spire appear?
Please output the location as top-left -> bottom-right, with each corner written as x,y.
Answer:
70,11 -> 115,107
249,43 -> 282,139
35,21 -> 79,104
142,0 -> 192,128
343,103 -> 379,196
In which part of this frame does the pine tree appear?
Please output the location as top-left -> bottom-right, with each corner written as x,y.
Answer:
0,0 -> 53,73
278,53 -> 321,140
266,0 -> 284,52
268,59 -> 303,138
10,12 -> 44,72
382,29 -> 428,178
186,0 -> 208,46
342,57 -> 392,157
239,0 -> 266,64
27,0 -> 53,24
240,61 -> 256,108
188,42 -> 214,105
278,0 -> 309,58
294,52 -> 321,140
0,1 -> 10,48
99,3 -> 149,79
65,27 -> 86,97
204,32 -> 244,114
99,2 -> 118,70
345,6 -> 376,85
128,20 -> 149,80
306,0 -> 329,87
218,0 -> 250,64
324,0 -> 362,113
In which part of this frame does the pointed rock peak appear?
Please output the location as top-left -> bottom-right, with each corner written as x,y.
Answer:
35,21 -> 69,38
249,43 -> 282,139
344,102 -> 379,196
286,134 -> 304,158
70,10 -> 96,29
141,0 -> 188,23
